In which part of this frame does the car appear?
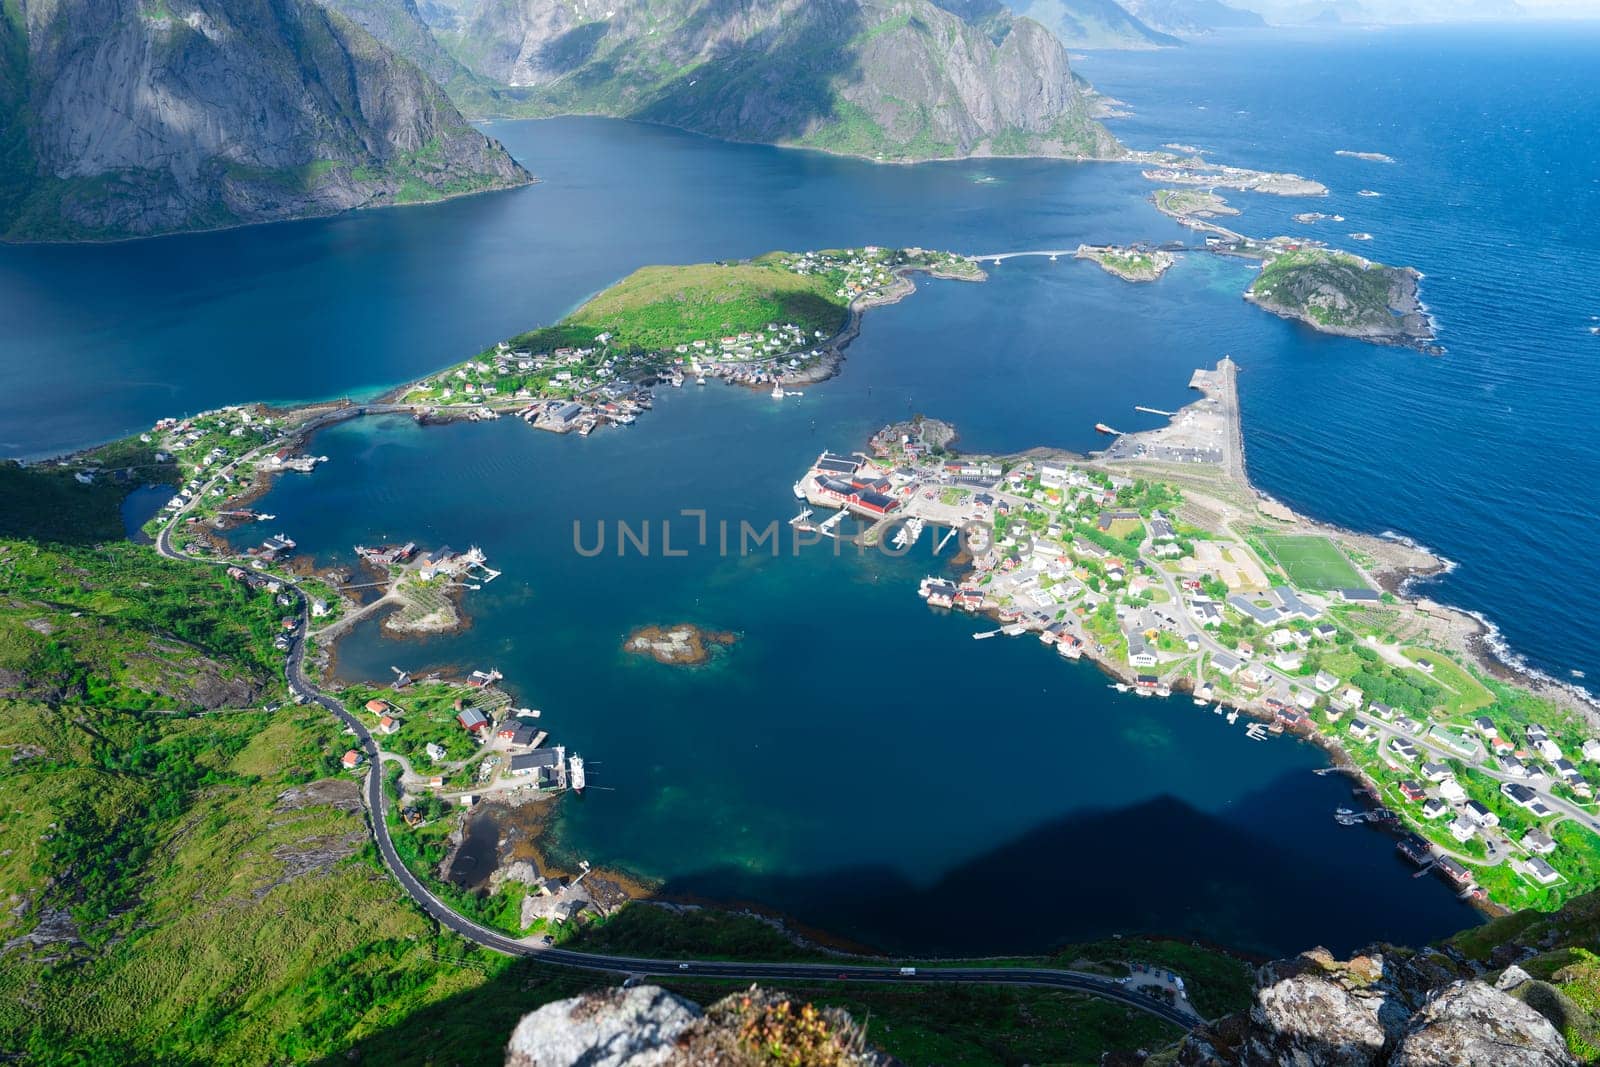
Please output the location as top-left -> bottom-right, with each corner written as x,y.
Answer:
541,935 -> 554,945
678,963 -> 689,971
898,967 -> 916,976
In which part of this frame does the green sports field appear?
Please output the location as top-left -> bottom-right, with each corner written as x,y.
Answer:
1258,533 -> 1366,591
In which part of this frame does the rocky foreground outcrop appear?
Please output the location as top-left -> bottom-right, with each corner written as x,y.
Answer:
0,0 -> 529,241
446,0 -> 1119,161
1174,949 -> 1578,1067
505,985 -> 891,1067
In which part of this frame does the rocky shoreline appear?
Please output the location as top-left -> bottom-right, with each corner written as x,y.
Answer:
1245,263 -> 1438,352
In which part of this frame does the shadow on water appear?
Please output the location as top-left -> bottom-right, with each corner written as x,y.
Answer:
302,779 -> 1480,1067
645,784 -> 1480,960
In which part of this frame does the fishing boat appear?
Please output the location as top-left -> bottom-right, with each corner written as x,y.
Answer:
1226,709 -> 1239,724
771,383 -> 785,399
1155,686 -> 1172,698
1111,683 -> 1131,693
568,754 -> 586,793
697,374 -> 707,385
1213,703 -> 1224,715
1193,696 -> 1208,707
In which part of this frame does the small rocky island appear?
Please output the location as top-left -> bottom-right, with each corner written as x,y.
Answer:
1246,249 -> 1436,350
625,624 -> 738,666
1076,244 -> 1175,282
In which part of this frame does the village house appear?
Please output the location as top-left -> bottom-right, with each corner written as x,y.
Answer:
1448,816 -> 1477,843
341,750 -> 362,770
1439,778 -> 1467,803
1523,830 -> 1557,855
1524,857 -> 1562,885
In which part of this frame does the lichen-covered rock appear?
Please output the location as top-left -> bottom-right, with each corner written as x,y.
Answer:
1391,980 -> 1574,1067
1176,945 -> 1579,1067
505,986 -> 702,1067
504,984 -> 890,1067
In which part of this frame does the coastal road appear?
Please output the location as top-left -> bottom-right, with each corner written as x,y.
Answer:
154,425 -> 1205,1034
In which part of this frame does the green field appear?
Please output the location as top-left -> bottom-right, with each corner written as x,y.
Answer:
539,255 -> 848,353
1258,533 -> 1365,590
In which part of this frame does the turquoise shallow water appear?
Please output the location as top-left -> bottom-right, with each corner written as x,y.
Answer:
9,22 -> 1600,955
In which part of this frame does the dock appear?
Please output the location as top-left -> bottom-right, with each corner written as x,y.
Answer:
1135,406 -> 1177,417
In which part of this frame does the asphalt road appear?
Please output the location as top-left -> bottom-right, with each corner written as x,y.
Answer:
157,421 -> 1203,1034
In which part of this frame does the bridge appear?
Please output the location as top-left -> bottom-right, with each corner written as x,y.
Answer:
968,249 -> 1079,263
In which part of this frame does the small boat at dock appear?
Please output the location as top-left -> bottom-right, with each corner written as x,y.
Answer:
1226,709 -> 1240,724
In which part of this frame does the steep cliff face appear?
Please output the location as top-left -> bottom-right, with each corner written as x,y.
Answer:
445,0 -> 1119,161
0,0 -> 529,241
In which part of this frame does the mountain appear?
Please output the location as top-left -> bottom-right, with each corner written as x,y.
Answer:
1122,0 -> 1266,33
1005,0 -> 1182,48
438,0 -> 1120,162
0,0 -> 530,242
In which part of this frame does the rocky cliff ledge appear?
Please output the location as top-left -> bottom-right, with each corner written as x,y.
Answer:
0,0 -> 530,241
504,985 -> 890,1067
1173,949 -> 1577,1067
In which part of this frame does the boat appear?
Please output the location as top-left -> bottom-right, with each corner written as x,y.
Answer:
697,375 -> 707,385
771,384 -> 785,399
1348,232 -> 1373,241
1094,423 -> 1120,435
1213,703 -> 1224,715
1155,686 -> 1172,698
568,754 -> 586,793
1226,710 -> 1239,724
1111,683 -> 1131,693
1001,623 -> 1026,636
1357,189 -> 1381,197
1193,697 -> 1208,707
792,480 -> 809,500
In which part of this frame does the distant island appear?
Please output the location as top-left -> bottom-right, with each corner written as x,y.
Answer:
624,624 -> 739,666
1336,150 -> 1397,163
1076,243 -> 1175,282
1246,249 -> 1436,350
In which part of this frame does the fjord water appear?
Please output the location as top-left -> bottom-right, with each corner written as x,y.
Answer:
8,24 -> 1599,954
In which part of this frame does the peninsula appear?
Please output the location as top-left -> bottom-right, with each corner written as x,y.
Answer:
794,358 -> 1600,918
395,247 -> 985,434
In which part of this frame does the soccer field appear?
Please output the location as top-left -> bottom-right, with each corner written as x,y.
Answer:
1259,534 -> 1366,591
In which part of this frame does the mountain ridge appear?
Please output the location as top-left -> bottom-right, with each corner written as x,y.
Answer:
0,0 -> 530,242
427,0 -> 1120,162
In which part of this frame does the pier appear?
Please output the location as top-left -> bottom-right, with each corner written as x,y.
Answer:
1135,406 -> 1177,417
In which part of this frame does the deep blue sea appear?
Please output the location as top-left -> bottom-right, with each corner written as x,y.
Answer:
4,23 -> 1597,956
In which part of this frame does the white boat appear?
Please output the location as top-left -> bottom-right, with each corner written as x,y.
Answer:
1001,623 -> 1026,636
1193,697 -> 1207,707
568,754 -> 586,793
1111,683 -> 1130,693
771,384 -> 785,399
1226,710 -> 1240,724
1156,686 -> 1172,698
792,481 -> 808,500
1213,703 -> 1224,715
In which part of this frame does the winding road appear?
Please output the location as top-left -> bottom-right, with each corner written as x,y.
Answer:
155,411 -> 1203,1033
